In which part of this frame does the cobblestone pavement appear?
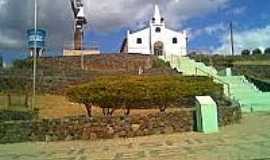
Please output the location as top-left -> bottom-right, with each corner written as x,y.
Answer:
1,113 -> 270,160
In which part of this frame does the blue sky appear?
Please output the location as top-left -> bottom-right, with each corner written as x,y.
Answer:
0,0 -> 270,63
87,0 -> 270,53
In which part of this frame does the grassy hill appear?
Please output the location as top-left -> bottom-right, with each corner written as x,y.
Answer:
0,54 -> 237,119
0,54 -> 175,95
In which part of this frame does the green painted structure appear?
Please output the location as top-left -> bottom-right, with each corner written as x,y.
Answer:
162,55 -> 270,112
195,96 -> 219,133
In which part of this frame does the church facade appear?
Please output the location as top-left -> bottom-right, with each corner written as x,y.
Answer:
121,5 -> 188,57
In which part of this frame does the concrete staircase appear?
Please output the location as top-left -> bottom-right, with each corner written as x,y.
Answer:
163,55 -> 270,112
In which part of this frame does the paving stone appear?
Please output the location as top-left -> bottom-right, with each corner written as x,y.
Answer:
139,142 -> 163,148
113,151 -> 145,160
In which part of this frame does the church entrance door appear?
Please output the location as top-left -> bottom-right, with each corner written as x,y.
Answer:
154,41 -> 164,56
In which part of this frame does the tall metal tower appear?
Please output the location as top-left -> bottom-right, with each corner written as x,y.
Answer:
70,0 -> 87,50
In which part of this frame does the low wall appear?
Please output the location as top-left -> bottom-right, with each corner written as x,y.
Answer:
218,106 -> 242,126
0,111 -> 193,144
40,54 -> 154,73
0,106 -> 241,144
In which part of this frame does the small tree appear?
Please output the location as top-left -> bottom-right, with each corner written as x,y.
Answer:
252,48 -> 262,56
241,49 -> 250,56
264,48 -> 270,55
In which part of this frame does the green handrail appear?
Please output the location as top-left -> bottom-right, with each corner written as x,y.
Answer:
195,67 -> 231,97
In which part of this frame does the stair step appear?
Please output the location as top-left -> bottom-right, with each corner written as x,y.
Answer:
163,56 -> 270,113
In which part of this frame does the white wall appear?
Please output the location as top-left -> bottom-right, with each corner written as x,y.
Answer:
162,29 -> 187,56
127,26 -> 187,56
127,28 -> 151,54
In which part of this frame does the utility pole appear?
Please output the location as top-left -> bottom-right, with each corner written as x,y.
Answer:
230,22 -> 235,56
32,0 -> 37,110
186,36 -> 189,55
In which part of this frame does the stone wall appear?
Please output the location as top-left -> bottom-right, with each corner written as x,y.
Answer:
0,111 -> 193,144
40,54 -> 154,73
0,106 -> 241,144
218,106 -> 242,126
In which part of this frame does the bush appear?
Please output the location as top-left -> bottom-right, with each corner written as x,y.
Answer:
66,75 -> 223,117
264,48 -> 270,55
252,48 -> 263,56
241,49 -> 250,56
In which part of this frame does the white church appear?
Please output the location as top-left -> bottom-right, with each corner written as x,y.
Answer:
120,5 -> 188,57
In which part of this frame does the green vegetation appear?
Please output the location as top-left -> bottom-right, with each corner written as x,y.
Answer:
245,76 -> 270,92
0,62 -> 32,108
264,48 -> 270,55
252,48 -> 263,56
66,75 -> 223,117
152,58 -> 171,68
0,110 -> 37,122
241,49 -> 250,56
0,55 -> 177,117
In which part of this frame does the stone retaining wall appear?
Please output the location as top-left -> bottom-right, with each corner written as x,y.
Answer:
41,54 -> 154,73
218,106 -> 242,126
0,107 -> 241,144
0,111 -> 193,144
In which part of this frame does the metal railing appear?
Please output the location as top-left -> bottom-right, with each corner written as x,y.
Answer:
195,67 -> 231,97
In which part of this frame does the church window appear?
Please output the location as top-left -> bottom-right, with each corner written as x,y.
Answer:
152,18 -> 156,23
155,27 -> 161,33
137,38 -> 142,44
172,37 -> 178,44
161,17 -> 164,23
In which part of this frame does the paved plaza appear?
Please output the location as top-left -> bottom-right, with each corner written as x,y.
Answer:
1,112 -> 270,160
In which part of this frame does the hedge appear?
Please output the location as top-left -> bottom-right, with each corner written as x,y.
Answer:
66,75 -> 223,117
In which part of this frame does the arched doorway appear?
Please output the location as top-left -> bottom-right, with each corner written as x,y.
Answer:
154,41 -> 164,56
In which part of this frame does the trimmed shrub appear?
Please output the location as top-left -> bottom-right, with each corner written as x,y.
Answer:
66,75 -> 223,117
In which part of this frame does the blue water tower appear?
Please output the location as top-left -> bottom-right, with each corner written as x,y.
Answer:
27,28 -> 47,57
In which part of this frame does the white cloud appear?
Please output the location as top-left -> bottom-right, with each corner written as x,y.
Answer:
190,23 -> 227,39
215,25 -> 270,54
226,6 -> 246,16
0,0 -> 231,50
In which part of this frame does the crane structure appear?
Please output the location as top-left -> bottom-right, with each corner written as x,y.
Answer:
70,0 -> 87,50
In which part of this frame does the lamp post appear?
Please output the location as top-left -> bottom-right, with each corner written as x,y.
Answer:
32,0 -> 37,110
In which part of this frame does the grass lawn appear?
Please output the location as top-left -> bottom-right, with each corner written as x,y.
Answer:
1,95 -> 192,120
35,95 -> 190,119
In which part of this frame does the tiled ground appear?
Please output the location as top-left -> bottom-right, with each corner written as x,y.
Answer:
1,112 -> 270,160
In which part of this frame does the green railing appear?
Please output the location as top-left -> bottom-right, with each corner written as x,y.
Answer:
195,67 -> 231,97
